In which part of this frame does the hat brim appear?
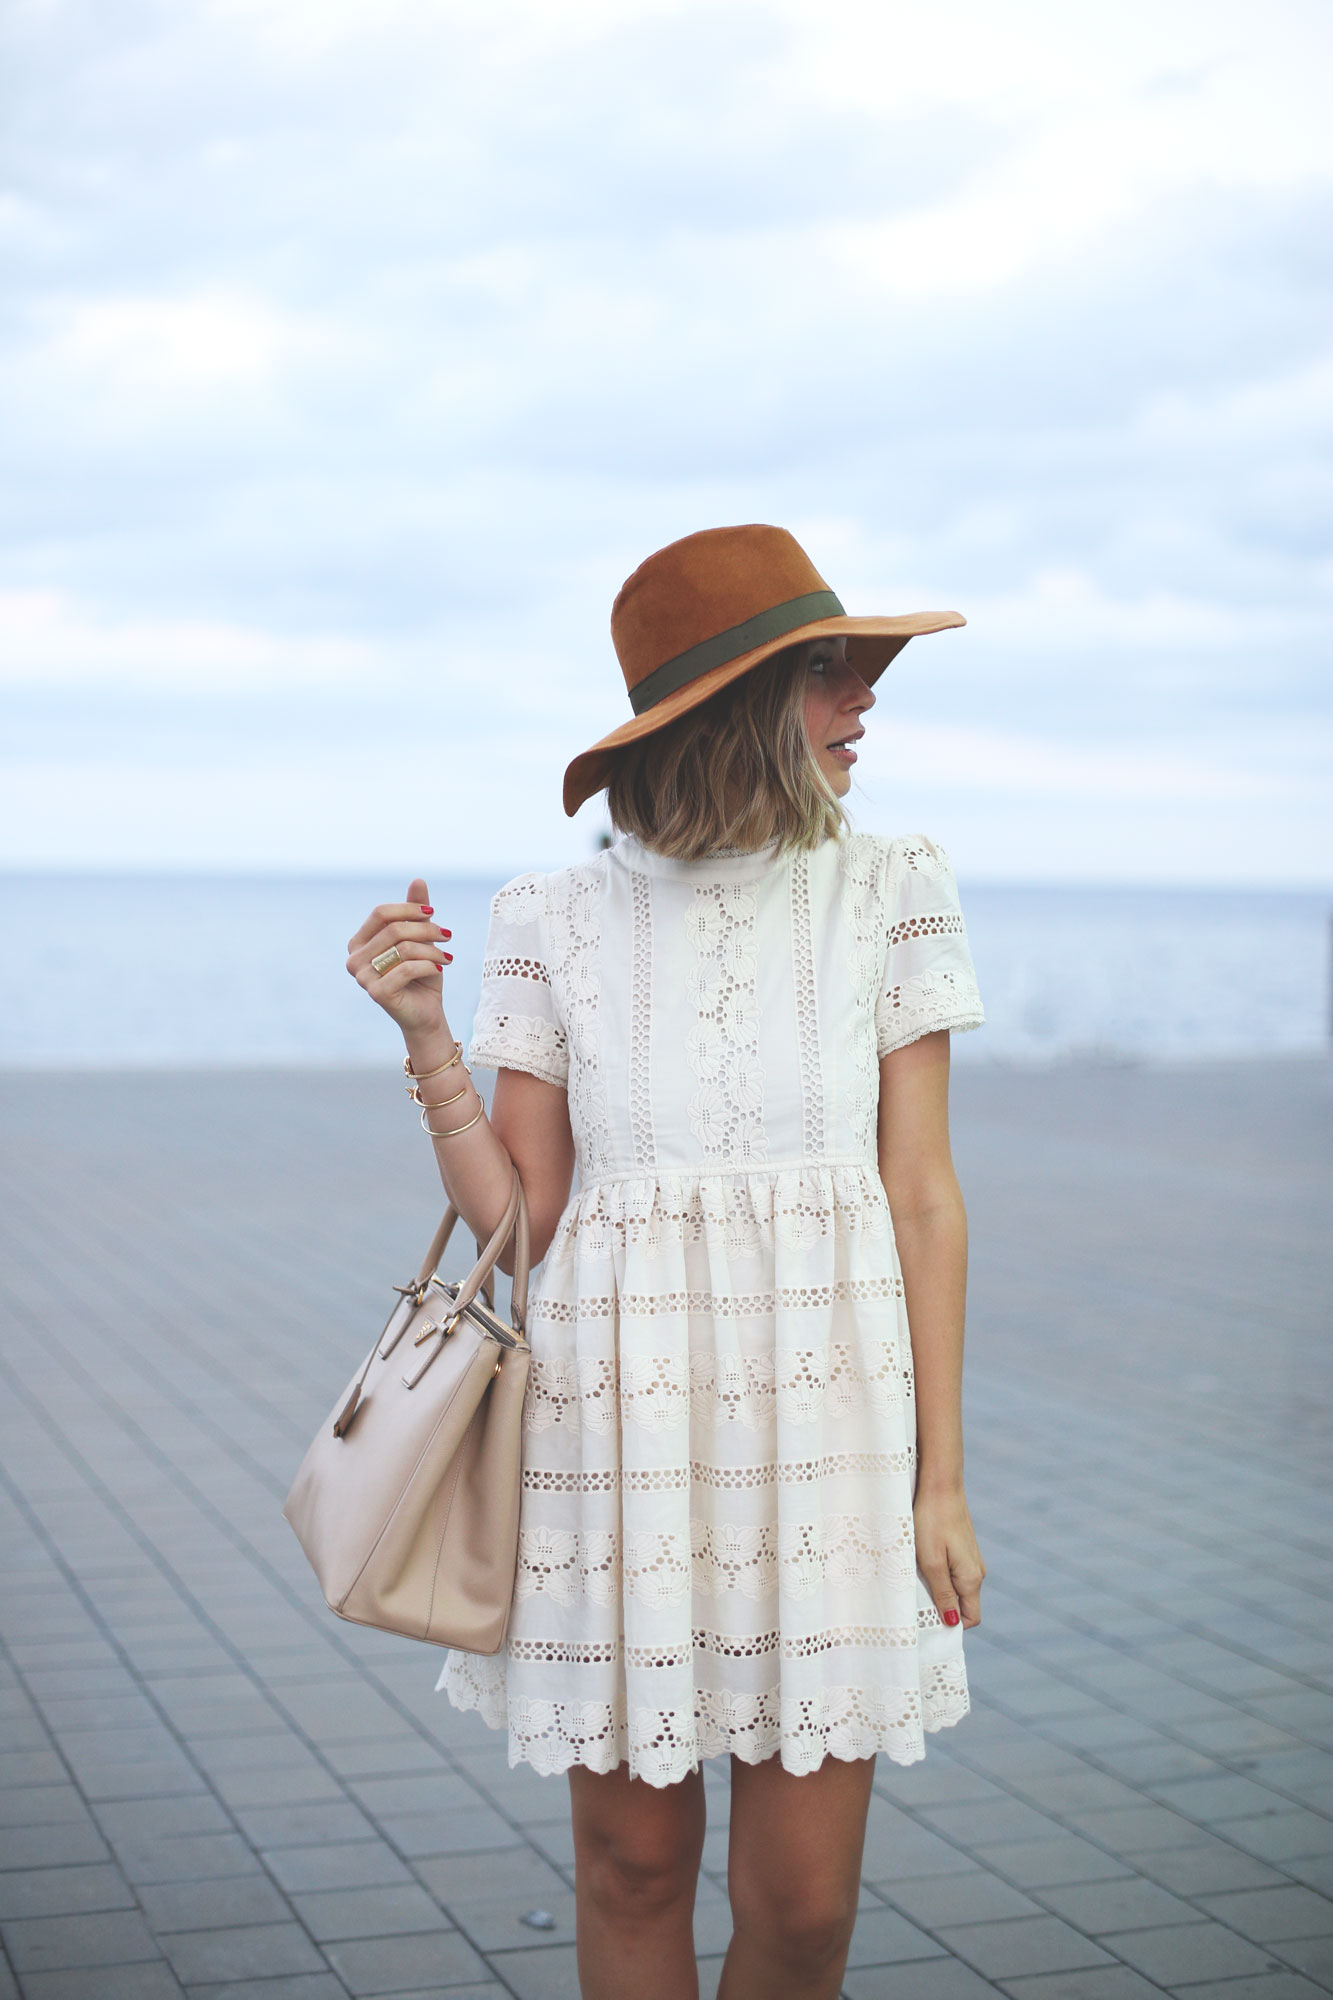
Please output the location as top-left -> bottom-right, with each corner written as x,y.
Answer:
562,610 -> 966,816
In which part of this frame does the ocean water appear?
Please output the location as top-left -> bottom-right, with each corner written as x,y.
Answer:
0,871 -> 1328,1069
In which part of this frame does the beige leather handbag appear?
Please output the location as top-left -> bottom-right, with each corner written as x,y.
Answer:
283,1169 -> 531,1654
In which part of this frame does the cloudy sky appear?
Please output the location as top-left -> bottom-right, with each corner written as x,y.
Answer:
2,0 -> 1330,885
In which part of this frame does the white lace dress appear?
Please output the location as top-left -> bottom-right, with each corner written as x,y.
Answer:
438,829 -> 985,1787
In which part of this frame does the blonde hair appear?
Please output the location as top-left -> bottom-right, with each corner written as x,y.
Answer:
605,643 -> 847,860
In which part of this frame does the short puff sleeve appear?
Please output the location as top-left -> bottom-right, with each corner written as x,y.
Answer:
875,835 -> 985,1057
466,871 -> 569,1088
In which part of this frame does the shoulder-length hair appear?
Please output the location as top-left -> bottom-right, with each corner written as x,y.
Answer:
605,642 -> 846,860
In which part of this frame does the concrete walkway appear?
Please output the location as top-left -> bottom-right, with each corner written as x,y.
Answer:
0,1056 -> 1329,1999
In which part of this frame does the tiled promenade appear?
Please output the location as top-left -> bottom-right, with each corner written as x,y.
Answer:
0,1055 -> 1330,2000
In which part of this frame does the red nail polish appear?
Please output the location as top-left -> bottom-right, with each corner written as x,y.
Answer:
420,904 -> 434,915
439,929 -> 452,940
441,952 -> 453,963
942,1608 -> 960,1627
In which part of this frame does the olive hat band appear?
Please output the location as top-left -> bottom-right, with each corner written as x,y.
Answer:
628,589 -> 844,716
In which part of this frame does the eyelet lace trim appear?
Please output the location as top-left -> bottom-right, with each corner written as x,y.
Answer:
685,881 -> 766,1167
525,1338 -> 908,1434
547,861 -> 612,1176
877,969 -> 986,1058
543,1168 -> 893,1261
441,1662 -> 970,1784
514,1514 -> 921,1612
837,836 -> 884,1154
629,867 -> 656,1169
519,1447 -> 916,1494
790,853 -> 826,1158
469,1009 -> 567,1087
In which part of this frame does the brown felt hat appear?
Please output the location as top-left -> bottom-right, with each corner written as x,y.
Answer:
563,523 -> 965,815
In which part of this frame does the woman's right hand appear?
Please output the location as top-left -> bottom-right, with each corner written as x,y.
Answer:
346,876 -> 453,1036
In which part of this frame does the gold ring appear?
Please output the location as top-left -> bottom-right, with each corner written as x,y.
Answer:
370,946 -> 402,974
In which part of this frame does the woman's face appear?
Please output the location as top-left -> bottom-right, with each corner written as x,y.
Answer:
801,635 -> 875,798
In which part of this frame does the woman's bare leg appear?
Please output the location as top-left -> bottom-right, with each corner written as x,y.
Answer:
568,1760 -> 708,2000
719,1750 -> 875,2000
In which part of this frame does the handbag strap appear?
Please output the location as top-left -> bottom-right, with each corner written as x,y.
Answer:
334,1167 -> 531,1437
413,1166 -> 531,1334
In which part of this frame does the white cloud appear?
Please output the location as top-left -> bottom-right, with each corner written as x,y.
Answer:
875,718 -> 1292,801
0,590 -> 383,690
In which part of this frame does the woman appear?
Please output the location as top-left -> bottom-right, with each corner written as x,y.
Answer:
347,524 -> 987,2000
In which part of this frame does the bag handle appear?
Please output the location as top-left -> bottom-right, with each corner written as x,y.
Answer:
413,1166 -> 531,1334
335,1167 -> 530,1437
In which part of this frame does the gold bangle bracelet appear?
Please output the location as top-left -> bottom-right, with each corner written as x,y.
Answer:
417,1080 -> 471,1110
403,1044 -> 463,1086
421,1103 -> 486,1140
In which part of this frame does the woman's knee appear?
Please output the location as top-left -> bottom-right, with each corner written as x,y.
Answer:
730,1876 -> 858,1971
570,1767 -> 704,1918
582,1832 -> 697,1918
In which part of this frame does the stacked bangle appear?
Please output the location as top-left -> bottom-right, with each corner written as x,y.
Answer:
404,1044 -> 463,1087
421,1103 -> 486,1139
405,1045 -> 485,1138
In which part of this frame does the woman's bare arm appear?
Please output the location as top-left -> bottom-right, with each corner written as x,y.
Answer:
877,1028 -> 986,1628
347,875 -> 574,1267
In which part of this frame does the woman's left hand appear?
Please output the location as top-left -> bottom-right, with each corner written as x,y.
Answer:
915,1485 -> 986,1630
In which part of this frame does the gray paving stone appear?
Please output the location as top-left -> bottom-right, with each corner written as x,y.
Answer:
936,1915 -> 1113,1978
843,1958 -> 1002,1998
445,1889 -> 579,1954
0,1747 -> 67,1785
183,1980 -> 346,2000
1163,1977 -> 1333,2000
998,1972 -> 1163,2000
971,1837 -> 1132,1888
70,1757 -> 210,1802
1112,1919 -> 1283,1982
264,1840 -> 416,1893
113,1830 -> 266,1884
230,1799 -> 378,1848
884,1869 -> 1043,1927
844,1902 -> 946,1965
1155,1773 -> 1295,1823
1063,1803 -> 1212,1853
413,1846 -> 571,1906
1035,1874 -> 1208,1934
1197,1884 -> 1333,1943
1221,1811 -> 1333,1863
860,1811 -> 977,1879
2,1906 -> 161,1970
373,1805 -> 527,1857
321,1737 -> 452,1780
0,1862 -> 135,1918
1285,1854 -> 1333,1896
919,1798 -> 1068,1849
485,1941 -> 582,1999
352,1990 -> 503,2000
324,1928 -> 492,1994
1125,1838 -> 1290,1897
138,1876 -> 295,1932
94,1793 -> 232,1841
209,1765 -> 346,1810
347,1773 -> 483,1817
1274,1935 -> 1333,1982
291,1883 -> 453,1942
0,1820 -> 111,1868
160,1920 -> 329,1983
19,1965 -> 185,2000
0,1783 -> 91,1828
